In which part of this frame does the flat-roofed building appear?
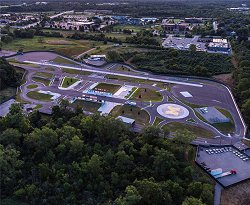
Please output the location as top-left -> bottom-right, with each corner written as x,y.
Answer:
161,23 -> 189,34
208,38 -> 230,53
116,116 -> 135,125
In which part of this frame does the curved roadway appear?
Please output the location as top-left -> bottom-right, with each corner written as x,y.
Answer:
8,51 -> 247,145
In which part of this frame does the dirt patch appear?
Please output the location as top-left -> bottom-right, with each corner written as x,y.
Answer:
46,40 -> 75,45
213,73 -> 234,88
220,179 -> 250,205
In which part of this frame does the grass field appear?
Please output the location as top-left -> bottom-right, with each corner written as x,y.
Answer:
61,77 -> 79,88
105,33 -> 132,41
213,122 -> 235,135
110,105 -> 150,125
106,75 -> 168,89
27,84 -> 38,89
93,83 -> 121,94
35,72 -> 53,79
8,58 -> 40,68
62,68 -> 91,75
2,37 -> 100,58
71,100 -> 101,113
153,117 -> 164,126
195,109 -> 235,135
115,66 -> 134,72
163,122 -> 214,138
27,91 -> 52,101
32,77 -> 50,86
112,25 -> 150,33
130,88 -> 162,102
52,56 -> 79,65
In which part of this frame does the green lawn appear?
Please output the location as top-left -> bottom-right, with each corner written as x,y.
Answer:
8,58 -> 40,68
126,87 -> 138,99
153,117 -> 164,126
130,88 -> 162,102
112,25 -> 149,33
178,99 -> 204,109
115,66 -> 136,72
93,83 -> 121,94
61,77 -> 79,88
163,122 -> 214,138
2,37 -> 97,58
71,100 -> 101,113
62,68 -> 91,75
45,67 -> 56,71
106,75 -> 167,88
105,33 -> 132,41
179,99 -> 236,135
32,77 -> 50,86
52,56 -> 79,65
195,109 -> 235,135
110,105 -> 150,125
35,72 -> 53,79
27,91 -> 52,102
27,84 -> 38,89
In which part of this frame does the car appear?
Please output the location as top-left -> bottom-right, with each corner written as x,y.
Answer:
125,101 -> 136,106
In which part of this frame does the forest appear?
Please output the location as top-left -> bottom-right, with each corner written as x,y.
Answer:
0,104 -> 213,205
129,49 -> 233,77
0,58 -> 22,90
231,40 -> 250,130
0,0 -> 242,19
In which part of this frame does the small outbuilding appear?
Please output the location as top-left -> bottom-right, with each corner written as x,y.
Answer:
116,116 -> 135,125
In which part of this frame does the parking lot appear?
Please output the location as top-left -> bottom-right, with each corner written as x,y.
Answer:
196,146 -> 250,187
162,35 -> 207,51
195,107 -> 230,124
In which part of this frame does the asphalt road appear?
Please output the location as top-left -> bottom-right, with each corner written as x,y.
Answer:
11,51 -> 247,145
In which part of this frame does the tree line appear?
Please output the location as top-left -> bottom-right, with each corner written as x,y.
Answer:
129,49 -> 233,77
231,40 -> 250,131
0,27 -> 63,45
0,103 -> 214,205
0,58 -> 22,90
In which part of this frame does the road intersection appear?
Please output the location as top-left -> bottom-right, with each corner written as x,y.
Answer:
9,51 -> 247,145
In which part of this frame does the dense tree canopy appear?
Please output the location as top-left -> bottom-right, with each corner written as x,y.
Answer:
0,104 -> 213,205
0,58 -> 22,90
231,40 -> 250,130
130,49 -> 233,77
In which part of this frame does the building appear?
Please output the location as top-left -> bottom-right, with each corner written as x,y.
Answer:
112,16 -> 129,24
208,38 -> 231,53
184,18 -> 203,24
88,55 -> 106,61
116,116 -> 135,126
161,23 -> 189,34
127,18 -> 142,25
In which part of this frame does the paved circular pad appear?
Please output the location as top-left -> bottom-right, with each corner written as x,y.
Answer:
157,103 -> 189,119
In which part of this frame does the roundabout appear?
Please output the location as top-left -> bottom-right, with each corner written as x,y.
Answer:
157,103 -> 189,119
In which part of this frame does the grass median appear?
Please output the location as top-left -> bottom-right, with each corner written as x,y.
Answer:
130,88 -> 163,102
61,77 -> 79,88
27,91 -> 52,102
110,105 -> 150,125
163,122 -> 214,138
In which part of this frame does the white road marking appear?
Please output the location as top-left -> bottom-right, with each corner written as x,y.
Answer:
23,61 -> 204,88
